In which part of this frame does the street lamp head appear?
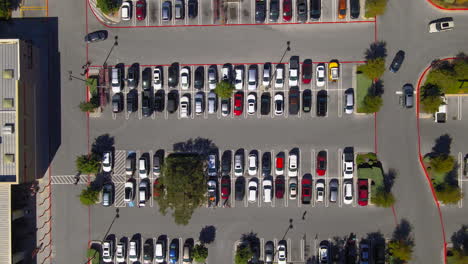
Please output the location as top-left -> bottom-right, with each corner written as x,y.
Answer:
115,208 -> 120,218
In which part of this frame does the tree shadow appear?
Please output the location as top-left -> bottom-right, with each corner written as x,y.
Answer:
431,59 -> 454,71
240,231 -> 259,246
445,163 -> 460,186
383,168 -> 397,192
173,137 -> 218,157
365,41 -> 387,60
368,80 -> 384,96
392,219 -> 413,245
451,225 -> 468,254
365,231 -> 386,245
199,225 -> 216,244
431,134 -> 452,157
91,134 -> 115,158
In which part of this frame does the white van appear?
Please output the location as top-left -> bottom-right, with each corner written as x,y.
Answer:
111,68 -> 122,93
121,1 -> 132,21
155,241 -> 164,263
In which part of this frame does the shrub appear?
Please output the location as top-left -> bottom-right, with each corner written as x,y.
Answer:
357,58 -> 386,80
192,244 -> 208,263
435,184 -> 463,204
449,248 -> 468,264
76,154 -> 101,174
361,94 -> 383,113
87,77 -> 98,96
234,245 -> 253,264
0,0 -> 12,20
388,239 -> 413,262
80,186 -> 100,206
96,0 -> 120,15
214,81 -> 235,99
429,154 -> 455,174
365,0 -> 388,17
372,187 -> 395,208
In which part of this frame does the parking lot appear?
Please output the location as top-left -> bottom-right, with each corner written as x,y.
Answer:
114,0 -> 373,27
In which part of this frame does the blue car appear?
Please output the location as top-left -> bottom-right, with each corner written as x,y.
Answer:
169,241 -> 179,263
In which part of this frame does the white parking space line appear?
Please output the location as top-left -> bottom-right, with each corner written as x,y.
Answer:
338,148 -> 343,207
132,0 -> 137,26
459,152 -> 463,208
337,67 -> 343,118
260,238 -> 265,260
458,96 -> 462,120
273,239 -> 278,262
251,0 -> 255,24
325,148 -> 329,207
300,238 -> 305,261
332,0 -> 336,21
287,238 -> 292,262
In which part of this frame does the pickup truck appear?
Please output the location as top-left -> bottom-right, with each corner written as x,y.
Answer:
289,56 -> 299,86
434,96 -> 447,123
329,61 -> 339,82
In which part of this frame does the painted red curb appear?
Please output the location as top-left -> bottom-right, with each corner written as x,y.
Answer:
416,58 -> 455,264
87,0 -> 375,29
426,0 -> 468,10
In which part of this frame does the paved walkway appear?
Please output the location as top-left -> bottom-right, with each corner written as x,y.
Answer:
35,169 -> 53,264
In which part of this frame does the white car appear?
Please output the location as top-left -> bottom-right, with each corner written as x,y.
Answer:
208,67 -> 217,89
289,177 -> 298,200
263,179 -> 272,202
234,154 -> 244,177
277,243 -> 287,264
221,99 -> 229,117
180,67 -> 190,90
180,95 -> 190,118
121,1 -> 132,21
124,180 -> 135,203
288,154 -> 298,177
274,93 -> 284,115
116,242 -> 126,263
155,241 -> 165,263
289,68 -> 298,86
262,64 -> 271,87
139,157 -> 148,179
316,180 -> 325,202
435,95 -> 447,123
102,151 -> 112,173
429,17 -> 454,33
247,93 -> 256,115
222,65 -> 231,82
342,152 -> 354,179
248,179 -> 258,202
128,240 -> 138,262
153,67 -> 162,90
207,92 -> 217,114
102,241 -> 113,263
194,92 -> 204,115
139,180 -> 149,207
316,64 -> 326,87
235,68 -> 244,90
343,180 -> 353,205
248,153 -> 258,176
275,66 -> 284,88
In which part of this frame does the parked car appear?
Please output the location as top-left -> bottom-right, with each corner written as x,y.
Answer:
182,242 -> 193,264
265,241 -> 274,264
154,91 -> 164,112
318,240 -> 330,263
84,30 -> 108,43
328,60 -> 339,82
235,178 -> 245,201
316,151 -> 326,176
168,64 -> 179,88
283,0 -> 292,21
278,241 -> 287,264
143,239 -> 154,264
344,89 -> 355,114
136,0 -> 146,20
153,156 -> 161,176
125,153 -> 136,176
121,1 -> 132,21
302,59 -> 312,84
116,242 -> 126,263
297,0 -> 308,23
234,92 -> 243,116
139,180 -> 149,207
179,95 -> 190,118
167,91 -> 178,114
112,93 -> 123,113
207,154 -> 218,177
342,150 -> 354,179
275,64 -> 285,88
169,241 -> 179,264
208,92 -> 217,114
234,66 -> 244,90
153,67 -> 163,90
316,63 -> 326,87
188,0 -> 198,18
289,56 -> 299,86
374,242 -> 386,264
111,67 -> 122,93
221,99 -> 230,117
288,153 -> 298,177
263,178 -> 273,202
234,152 -> 244,177
194,66 -> 204,89
175,0 -> 185,20
302,89 -> 312,112
221,176 -> 231,200
275,153 -> 284,175
142,91 -> 153,117
269,0 -> 280,22
434,95 -> 447,123
429,17 -> 454,33
360,240 -> 370,264
301,177 -> 312,204
162,1 -> 172,21
310,0 -> 321,20
289,177 -> 298,199
139,156 -> 148,178
289,86 -> 300,115
124,180 -> 135,202
248,179 -> 258,202
263,62 -> 272,87
338,0 -> 346,19
127,90 -> 138,113
248,153 -> 258,176
247,93 -> 257,115
180,67 -> 190,90
358,179 -> 369,206
102,240 -> 114,263
248,65 -> 258,90
275,176 -> 285,199
153,178 -> 164,198
343,180 -> 353,204
194,92 -> 204,115
389,50 -> 405,73
207,180 -> 217,204
129,240 -> 139,262
155,240 -> 166,263
208,65 -> 218,89
127,65 -> 138,89
142,68 -> 151,90
102,183 -> 114,207
262,152 -> 271,176
255,0 -> 266,23
222,64 -> 232,83
350,0 -> 360,19
316,179 -> 325,202
316,90 -> 327,117
329,179 -> 338,203
261,93 -> 271,115
274,93 -> 284,115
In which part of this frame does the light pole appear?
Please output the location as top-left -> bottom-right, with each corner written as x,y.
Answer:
103,36 -> 119,68
68,71 -> 88,82
85,208 -> 120,264
267,41 -> 291,90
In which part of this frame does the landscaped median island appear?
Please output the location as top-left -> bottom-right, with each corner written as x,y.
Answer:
356,153 -> 396,207
446,225 -> 468,264
364,0 -> 389,18
430,0 -> 468,9
356,73 -> 373,113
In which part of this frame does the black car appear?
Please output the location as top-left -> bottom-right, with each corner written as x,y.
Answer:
142,91 -> 153,117
112,93 -> 123,113
127,90 -> 138,113
221,151 -> 232,176
374,242 -> 385,264
127,65 -> 139,89
269,0 -> 280,22
194,66 -> 204,89
262,152 -> 271,176
84,30 -> 108,43
154,91 -> 165,112
255,0 -> 266,23
235,178 -> 245,201
289,86 -> 300,115
143,239 -> 154,263
260,93 -> 271,115
350,0 -> 360,19
297,0 -> 308,23
142,67 -> 151,91
389,50 -> 405,73
302,89 -> 312,112
188,0 -> 198,18
310,0 -> 321,20
168,63 -> 179,88
316,90 -> 327,117
167,91 -> 178,113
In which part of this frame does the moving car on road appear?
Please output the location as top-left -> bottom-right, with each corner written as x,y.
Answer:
429,17 -> 454,33
389,50 -> 405,73
84,30 -> 108,43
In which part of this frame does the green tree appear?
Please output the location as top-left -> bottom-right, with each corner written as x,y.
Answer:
79,186 -> 100,206
449,248 -> 468,264
0,0 -> 12,20
96,0 -> 119,15
358,58 -> 386,80
214,81 -> 235,99
87,77 -> 98,96
365,0 -> 388,17
436,184 -> 463,204
360,94 -> 383,114
372,187 -> 396,208
420,94 -> 443,114
425,67 -> 459,94
192,244 -> 208,263
388,240 -> 413,262
76,154 -> 101,174
234,245 -> 253,264
155,154 -> 206,225
429,154 -> 455,174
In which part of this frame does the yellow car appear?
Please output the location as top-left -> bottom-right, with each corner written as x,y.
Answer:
328,61 -> 339,82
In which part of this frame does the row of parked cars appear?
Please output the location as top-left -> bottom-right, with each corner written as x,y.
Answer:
121,0 -> 199,21
102,237 -> 193,264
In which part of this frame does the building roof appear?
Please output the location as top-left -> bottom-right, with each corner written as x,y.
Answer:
0,184 -> 11,263
0,39 -> 18,183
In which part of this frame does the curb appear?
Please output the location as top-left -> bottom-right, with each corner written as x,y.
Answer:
426,0 -> 468,11
87,0 -> 120,25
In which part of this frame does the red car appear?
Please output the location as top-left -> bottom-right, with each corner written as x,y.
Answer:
302,59 -> 312,84
358,179 -> 369,206
301,177 -> 312,204
275,177 -> 285,199
275,154 -> 284,175
234,92 -> 243,116
153,178 -> 164,197
221,176 -> 231,200
316,151 -> 327,176
136,0 -> 146,21
283,0 -> 292,22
